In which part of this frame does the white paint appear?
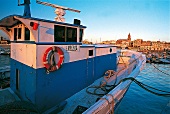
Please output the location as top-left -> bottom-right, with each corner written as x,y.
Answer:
36,45 -> 117,69
95,47 -> 116,57
11,43 -> 117,69
11,43 -> 36,68
38,21 -> 54,42
14,17 -> 84,43
36,45 -> 95,69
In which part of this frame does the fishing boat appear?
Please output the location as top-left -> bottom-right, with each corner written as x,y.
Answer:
0,0 -> 146,113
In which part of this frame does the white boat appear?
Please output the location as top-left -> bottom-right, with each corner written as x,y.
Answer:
0,0 -> 146,113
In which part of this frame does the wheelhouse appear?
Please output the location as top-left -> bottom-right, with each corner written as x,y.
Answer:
0,15 -> 86,43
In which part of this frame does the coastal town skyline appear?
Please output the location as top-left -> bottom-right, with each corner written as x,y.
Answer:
0,0 -> 169,42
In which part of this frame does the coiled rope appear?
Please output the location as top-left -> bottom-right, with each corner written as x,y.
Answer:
86,53 -> 139,97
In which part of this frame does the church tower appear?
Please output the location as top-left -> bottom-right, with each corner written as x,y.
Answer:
128,33 -> 131,41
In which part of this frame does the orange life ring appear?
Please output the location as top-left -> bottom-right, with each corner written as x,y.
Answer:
43,46 -> 64,72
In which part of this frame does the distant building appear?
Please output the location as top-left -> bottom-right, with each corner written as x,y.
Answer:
116,33 -> 131,48
82,39 -> 93,44
140,41 -> 152,51
101,40 -> 116,45
133,39 -> 143,47
141,41 -> 152,46
127,33 -> 131,41
110,40 -> 116,45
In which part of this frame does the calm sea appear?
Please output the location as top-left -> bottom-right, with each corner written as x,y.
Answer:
0,55 -> 170,114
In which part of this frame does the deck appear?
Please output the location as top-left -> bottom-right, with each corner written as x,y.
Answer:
57,62 -> 136,114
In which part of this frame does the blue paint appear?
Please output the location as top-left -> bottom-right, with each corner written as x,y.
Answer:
94,54 -> 117,80
80,45 -> 117,48
36,42 -> 82,45
46,28 -> 54,35
11,41 -> 36,44
10,58 -> 36,103
80,45 -> 95,48
23,3 -> 31,17
94,45 -> 117,48
10,53 -> 117,112
35,58 -> 94,111
38,26 -> 54,35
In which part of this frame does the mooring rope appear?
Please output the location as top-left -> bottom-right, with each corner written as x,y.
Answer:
149,62 -> 170,76
120,77 -> 170,97
86,77 -> 170,97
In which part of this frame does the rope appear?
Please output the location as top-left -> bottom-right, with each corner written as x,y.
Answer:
149,63 -> 170,76
86,52 -> 141,97
86,77 -> 170,97
118,77 -> 170,97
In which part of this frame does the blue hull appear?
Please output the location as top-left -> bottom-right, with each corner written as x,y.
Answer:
10,53 -> 117,112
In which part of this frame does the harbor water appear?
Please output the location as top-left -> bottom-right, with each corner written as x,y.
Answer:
0,55 -> 10,67
116,63 -> 170,114
0,55 -> 170,114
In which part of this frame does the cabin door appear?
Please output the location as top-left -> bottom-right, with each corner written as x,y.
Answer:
86,49 -> 94,85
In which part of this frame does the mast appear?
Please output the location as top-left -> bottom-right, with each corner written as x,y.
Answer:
18,0 -> 31,17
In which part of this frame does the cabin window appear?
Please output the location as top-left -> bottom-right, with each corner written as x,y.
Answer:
25,27 -> 30,40
16,69 -> 20,90
14,28 -> 17,40
54,25 -> 77,42
89,50 -> 93,56
54,25 -> 65,42
67,27 -> 77,42
18,28 -> 21,39
14,28 -> 22,40
79,29 -> 83,42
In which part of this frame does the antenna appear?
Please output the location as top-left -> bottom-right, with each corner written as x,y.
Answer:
18,0 -> 31,17
36,0 -> 80,22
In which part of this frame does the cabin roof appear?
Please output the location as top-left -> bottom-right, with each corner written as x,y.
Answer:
0,15 -> 86,28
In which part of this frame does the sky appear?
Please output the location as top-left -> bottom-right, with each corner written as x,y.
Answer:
0,0 -> 169,43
